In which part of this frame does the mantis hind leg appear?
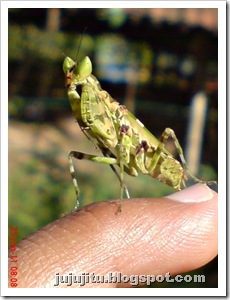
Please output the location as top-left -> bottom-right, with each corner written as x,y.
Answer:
148,128 -> 217,187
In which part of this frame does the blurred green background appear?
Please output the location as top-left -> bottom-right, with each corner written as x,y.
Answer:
8,8 -> 218,287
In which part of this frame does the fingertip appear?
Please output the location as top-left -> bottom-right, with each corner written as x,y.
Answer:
165,183 -> 217,203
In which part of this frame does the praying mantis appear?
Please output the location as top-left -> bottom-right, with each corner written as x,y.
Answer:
63,55 -> 217,212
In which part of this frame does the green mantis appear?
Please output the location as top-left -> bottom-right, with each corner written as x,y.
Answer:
63,55 -> 217,212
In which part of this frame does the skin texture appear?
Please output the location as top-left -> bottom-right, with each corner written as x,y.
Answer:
8,184 -> 217,288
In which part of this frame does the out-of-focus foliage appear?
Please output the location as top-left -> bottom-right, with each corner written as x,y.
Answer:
9,25 -> 94,62
95,34 -> 153,84
97,8 -> 127,28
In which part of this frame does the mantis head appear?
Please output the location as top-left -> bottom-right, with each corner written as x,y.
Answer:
63,56 -> 92,81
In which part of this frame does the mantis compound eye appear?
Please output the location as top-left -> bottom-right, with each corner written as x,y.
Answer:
69,64 -> 76,73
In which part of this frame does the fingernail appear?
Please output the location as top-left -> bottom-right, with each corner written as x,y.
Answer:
165,183 -> 215,203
